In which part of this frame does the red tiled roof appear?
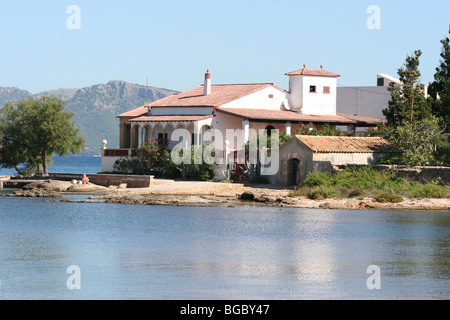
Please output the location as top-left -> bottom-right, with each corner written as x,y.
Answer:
117,105 -> 149,118
295,135 -> 394,153
129,115 -> 214,122
285,67 -> 341,78
148,83 -> 278,108
216,108 -> 360,124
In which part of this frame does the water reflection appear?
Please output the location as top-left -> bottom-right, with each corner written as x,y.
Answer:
0,198 -> 449,300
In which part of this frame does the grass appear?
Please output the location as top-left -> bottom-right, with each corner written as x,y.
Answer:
288,167 -> 449,203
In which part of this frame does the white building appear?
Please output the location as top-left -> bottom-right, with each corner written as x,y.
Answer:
336,73 -> 428,123
102,66 -> 383,174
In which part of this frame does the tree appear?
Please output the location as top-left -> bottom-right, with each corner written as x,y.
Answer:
428,26 -> 450,165
0,96 -> 85,175
382,116 -> 445,166
383,50 -> 432,127
429,25 -> 450,118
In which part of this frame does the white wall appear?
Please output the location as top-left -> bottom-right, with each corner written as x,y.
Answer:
220,86 -> 287,110
149,107 -> 214,116
211,111 -> 245,150
288,75 -> 337,115
101,155 -> 122,173
336,86 -> 390,119
313,152 -> 386,166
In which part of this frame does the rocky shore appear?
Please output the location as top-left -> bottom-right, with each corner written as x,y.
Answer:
2,179 -> 450,211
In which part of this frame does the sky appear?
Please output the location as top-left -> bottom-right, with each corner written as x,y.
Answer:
0,0 -> 449,94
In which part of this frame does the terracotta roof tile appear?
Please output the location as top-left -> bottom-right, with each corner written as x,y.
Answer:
285,67 -> 341,78
129,115 -> 214,122
216,108 -> 358,124
295,135 -> 394,153
149,83 -> 276,108
336,113 -> 385,125
117,105 -> 149,118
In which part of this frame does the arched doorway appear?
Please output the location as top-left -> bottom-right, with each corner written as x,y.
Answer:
287,158 -> 301,186
131,125 -> 140,149
265,125 -> 276,137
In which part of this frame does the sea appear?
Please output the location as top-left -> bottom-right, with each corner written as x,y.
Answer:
0,155 -> 102,176
0,156 -> 449,300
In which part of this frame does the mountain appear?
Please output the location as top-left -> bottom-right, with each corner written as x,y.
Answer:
0,81 -> 178,155
0,87 -> 32,106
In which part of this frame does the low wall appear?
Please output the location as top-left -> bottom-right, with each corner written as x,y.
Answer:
48,173 -> 154,188
336,165 -> 450,185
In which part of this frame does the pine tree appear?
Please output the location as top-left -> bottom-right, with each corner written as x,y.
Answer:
429,26 -> 450,127
428,26 -> 450,165
383,50 -> 432,127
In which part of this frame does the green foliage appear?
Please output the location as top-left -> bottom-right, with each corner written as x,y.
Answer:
0,96 -> 85,175
0,82 -> 178,155
374,192 -> 403,203
383,50 -> 432,127
295,123 -> 352,136
137,138 -> 165,169
221,167 -> 233,183
242,161 -> 269,184
301,170 -> 333,187
291,167 -> 449,201
408,179 -> 449,199
429,27 -> 450,128
113,143 -> 215,181
381,115 -> 444,166
308,185 -> 341,200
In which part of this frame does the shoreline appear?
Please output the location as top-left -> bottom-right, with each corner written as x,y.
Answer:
2,178 -> 450,211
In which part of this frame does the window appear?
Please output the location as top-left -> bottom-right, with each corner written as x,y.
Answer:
309,85 -> 316,93
268,94 -> 274,99
323,86 -> 330,94
377,78 -> 384,86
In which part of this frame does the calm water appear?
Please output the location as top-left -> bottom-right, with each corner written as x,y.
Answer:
0,195 -> 449,300
0,156 -> 102,176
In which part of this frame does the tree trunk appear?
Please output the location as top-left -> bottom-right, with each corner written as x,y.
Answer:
43,150 -> 49,176
37,163 -> 44,174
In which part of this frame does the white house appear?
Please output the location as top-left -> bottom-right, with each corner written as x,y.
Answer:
101,66 -> 383,174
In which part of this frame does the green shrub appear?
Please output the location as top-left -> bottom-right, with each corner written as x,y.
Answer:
348,187 -> 364,198
374,192 -> 403,203
409,179 -> 448,199
302,171 -> 332,187
291,167 -> 448,201
308,185 -> 341,200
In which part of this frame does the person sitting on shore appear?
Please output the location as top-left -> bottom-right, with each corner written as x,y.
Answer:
82,174 -> 90,185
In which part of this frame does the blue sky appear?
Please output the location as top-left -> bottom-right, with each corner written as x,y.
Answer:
0,0 -> 449,93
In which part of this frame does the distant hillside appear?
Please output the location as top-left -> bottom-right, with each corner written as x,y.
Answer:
0,87 -> 32,106
0,81 -> 178,155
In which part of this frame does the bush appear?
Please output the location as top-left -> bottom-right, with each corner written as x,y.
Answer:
374,192 -> 403,203
409,179 -> 448,199
308,185 -> 341,200
302,170 -> 332,187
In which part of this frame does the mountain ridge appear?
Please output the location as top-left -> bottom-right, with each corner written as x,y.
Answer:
0,81 -> 179,155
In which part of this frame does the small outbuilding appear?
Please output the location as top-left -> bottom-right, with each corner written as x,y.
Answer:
267,135 -> 395,186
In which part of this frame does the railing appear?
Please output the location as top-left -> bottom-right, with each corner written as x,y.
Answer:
103,149 -> 130,157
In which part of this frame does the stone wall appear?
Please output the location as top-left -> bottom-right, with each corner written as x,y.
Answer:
336,164 -> 450,185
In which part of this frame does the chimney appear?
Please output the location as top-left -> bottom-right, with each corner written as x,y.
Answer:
204,69 -> 211,96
